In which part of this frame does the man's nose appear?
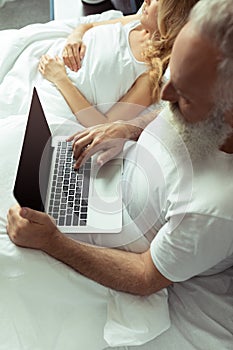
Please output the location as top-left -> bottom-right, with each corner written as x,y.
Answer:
161,81 -> 178,103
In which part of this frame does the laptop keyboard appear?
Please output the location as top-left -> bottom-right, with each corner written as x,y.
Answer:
48,141 -> 91,227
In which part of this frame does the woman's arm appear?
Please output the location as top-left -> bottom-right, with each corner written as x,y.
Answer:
72,73 -> 153,127
39,55 -> 153,127
63,14 -> 140,71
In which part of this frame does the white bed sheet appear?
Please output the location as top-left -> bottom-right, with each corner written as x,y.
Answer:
0,0 -> 15,7
0,10 -> 232,350
0,10 -> 171,349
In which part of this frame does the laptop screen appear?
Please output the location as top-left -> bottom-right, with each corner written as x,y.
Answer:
14,88 -> 52,211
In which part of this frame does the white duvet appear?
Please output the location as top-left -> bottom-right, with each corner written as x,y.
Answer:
0,11 -> 232,350
0,11 -> 171,350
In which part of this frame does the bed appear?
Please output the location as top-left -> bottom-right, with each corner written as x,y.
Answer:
0,4 -> 232,350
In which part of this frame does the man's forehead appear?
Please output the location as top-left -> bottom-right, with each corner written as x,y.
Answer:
169,23 -> 219,94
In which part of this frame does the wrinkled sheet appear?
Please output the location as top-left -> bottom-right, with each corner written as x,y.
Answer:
0,106 -> 170,349
107,266 -> 233,350
0,12 -> 232,350
0,12 -> 170,349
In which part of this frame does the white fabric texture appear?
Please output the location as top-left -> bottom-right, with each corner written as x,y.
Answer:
121,105 -> 233,282
0,10 -> 232,350
0,10 -> 146,121
0,0 -> 15,7
76,19 -> 146,112
104,289 -> 170,346
0,11 -> 169,348
104,265 -> 233,350
0,113 -> 170,348
40,19 -> 147,116
149,111 -> 233,281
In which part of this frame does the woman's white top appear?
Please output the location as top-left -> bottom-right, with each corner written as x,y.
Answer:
67,20 -> 147,113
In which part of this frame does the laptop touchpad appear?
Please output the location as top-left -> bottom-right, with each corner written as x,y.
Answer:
93,162 -> 122,200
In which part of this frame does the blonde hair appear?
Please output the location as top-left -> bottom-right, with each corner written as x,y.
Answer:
143,0 -> 199,102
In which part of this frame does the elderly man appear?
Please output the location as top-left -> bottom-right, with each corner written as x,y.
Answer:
7,0 -> 233,296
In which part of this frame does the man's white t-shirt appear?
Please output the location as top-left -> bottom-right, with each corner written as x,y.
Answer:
122,106 -> 233,282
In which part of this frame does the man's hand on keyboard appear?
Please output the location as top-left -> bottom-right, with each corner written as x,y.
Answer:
67,121 -> 142,169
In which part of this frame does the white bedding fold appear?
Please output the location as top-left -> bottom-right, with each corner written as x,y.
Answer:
0,12 -> 171,348
0,11 -> 232,350
104,289 -> 170,346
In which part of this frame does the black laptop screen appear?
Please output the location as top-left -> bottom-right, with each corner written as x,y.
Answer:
14,88 -> 52,211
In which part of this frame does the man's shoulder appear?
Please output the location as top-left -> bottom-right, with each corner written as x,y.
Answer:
150,212 -> 233,282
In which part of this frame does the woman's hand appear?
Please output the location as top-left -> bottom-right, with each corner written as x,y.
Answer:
38,54 -> 67,84
67,121 -> 142,168
62,40 -> 86,72
7,205 -> 62,251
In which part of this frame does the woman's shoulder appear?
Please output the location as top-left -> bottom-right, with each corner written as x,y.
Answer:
123,19 -> 141,30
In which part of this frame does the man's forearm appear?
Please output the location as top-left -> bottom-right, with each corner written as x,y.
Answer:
42,233 -> 164,296
7,207 -> 171,296
124,110 -> 160,141
135,110 -> 160,132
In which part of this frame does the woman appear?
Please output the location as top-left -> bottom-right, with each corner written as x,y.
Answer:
39,0 -> 199,127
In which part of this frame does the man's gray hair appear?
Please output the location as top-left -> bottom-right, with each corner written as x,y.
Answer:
189,0 -> 233,111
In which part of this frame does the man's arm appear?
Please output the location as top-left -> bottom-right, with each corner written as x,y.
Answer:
7,206 -> 172,296
68,108 -> 160,168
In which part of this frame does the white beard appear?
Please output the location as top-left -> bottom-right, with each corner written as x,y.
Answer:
164,102 -> 233,163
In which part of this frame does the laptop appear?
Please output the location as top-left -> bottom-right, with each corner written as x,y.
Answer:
13,88 -> 123,234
